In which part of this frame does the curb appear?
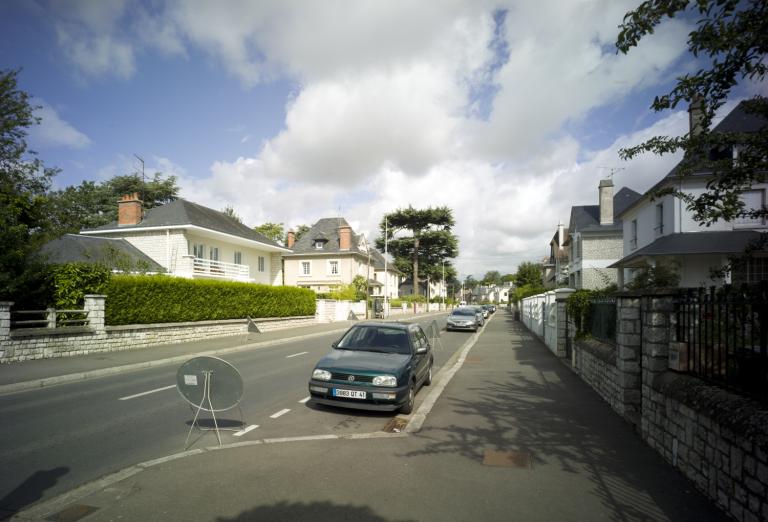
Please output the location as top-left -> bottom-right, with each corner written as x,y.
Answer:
11,312 -> 474,521
0,311 -> 449,397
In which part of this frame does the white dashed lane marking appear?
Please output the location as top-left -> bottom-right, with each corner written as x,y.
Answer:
299,396 -> 310,404
270,409 -> 291,419
286,352 -> 308,358
233,425 -> 259,437
118,385 -> 176,401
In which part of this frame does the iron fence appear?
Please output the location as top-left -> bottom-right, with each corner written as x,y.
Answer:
588,297 -> 617,345
673,283 -> 768,403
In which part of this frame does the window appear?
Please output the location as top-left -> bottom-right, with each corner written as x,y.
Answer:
655,203 -> 664,235
735,190 -> 765,226
314,240 -> 324,250
630,220 -> 638,249
258,256 -> 265,272
234,251 -> 242,265
209,247 -> 219,261
192,243 -> 205,258
328,260 -> 339,275
576,236 -> 582,259
732,257 -> 768,284
301,261 -> 311,275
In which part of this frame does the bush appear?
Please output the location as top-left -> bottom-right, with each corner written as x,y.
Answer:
512,284 -> 546,304
104,275 -> 316,325
49,263 -> 112,308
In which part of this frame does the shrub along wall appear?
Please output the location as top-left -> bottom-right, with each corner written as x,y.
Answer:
105,275 -> 316,325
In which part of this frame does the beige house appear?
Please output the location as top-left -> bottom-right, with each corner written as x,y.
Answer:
283,217 -> 400,296
80,194 -> 289,284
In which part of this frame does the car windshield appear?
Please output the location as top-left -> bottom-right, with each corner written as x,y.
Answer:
336,325 -> 411,354
451,309 -> 475,316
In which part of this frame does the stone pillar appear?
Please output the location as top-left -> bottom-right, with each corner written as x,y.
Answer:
640,292 -> 675,439
615,293 -> 642,424
0,302 -> 12,340
83,295 -> 106,333
555,288 -> 575,358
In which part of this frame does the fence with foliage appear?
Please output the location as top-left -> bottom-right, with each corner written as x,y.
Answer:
105,275 -> 316,325
588,297 -> 617,345
673,283 -> 768,403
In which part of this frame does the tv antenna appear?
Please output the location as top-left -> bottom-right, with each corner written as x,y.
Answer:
134,154 -> 145,201
598,166 -> 625,179
176,356 -> 245,448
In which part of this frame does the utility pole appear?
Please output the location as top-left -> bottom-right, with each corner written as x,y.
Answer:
441,260 -> 445,310
134,154 -> 145,201
384,217 -> 388,318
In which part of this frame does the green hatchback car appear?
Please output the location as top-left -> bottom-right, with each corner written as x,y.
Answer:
308,321 -> 433,414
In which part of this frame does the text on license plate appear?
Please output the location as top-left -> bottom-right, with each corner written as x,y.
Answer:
333,389 -> 366,399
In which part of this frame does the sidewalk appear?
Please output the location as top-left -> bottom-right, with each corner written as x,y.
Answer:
12,310 -> 727,522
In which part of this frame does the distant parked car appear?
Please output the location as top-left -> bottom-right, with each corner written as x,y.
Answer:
470,306 -> 485,327
480,305 -> 490,318
308,321 -> 433,414
446,307 -> 479,332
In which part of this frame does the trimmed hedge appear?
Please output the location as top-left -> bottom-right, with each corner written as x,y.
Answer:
104,275 -> 316,325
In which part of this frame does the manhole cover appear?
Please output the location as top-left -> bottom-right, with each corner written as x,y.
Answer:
46,504 -> 99,522
482,450 -> 533,469
383,417 -> 409,433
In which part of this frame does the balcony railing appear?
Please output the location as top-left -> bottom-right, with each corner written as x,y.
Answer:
193,258 -> 250,280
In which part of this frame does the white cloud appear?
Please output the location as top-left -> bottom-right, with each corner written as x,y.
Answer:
29,101 -> 91,149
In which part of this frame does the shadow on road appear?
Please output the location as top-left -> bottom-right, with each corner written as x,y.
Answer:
216,500 -> 414,522
0,466 -> 69,520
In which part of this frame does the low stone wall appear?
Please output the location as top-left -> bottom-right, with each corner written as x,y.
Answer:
646,372 -> 768,522
1,311 -> 318,363
571,338 -> 621,414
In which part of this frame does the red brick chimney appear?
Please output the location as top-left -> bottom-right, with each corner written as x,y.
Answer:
339,224 -> 352,250
286,230 -> 295,248
118,193 -> 143,226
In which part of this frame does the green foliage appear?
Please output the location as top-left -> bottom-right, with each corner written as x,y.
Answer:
389,299 -> 403,307
627,262 -> 681,290
351,275 -> 368,300
222,205 -> 242,223
617,0 -> 768,226
512,284 -> 546,304
376,206 -> 458,296
481,270 -> 502,286
328,283 -> 358,301
566,286 -> 618,337
48,263 -> 112,308
293,224 -> 311,242
514,262 -> 543,288
254,222 -> 285,244
399,294 -> 427,304
501,273 -> 515,283
104,276 -> 316,325
47,172 -> 179,234
0,69 -> 58,304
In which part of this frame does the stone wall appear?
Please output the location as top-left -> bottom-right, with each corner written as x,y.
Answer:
571,338 -> 620,412
0,297 -> 318,363
645,373 -> 768,522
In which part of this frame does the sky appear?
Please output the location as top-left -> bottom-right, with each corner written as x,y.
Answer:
2,0 -> 764,280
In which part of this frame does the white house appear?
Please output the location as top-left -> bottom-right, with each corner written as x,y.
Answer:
611,102 -> 768,288
80,194 -> 290,284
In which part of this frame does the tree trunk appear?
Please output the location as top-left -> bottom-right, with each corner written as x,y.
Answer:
412,235 -> 419,297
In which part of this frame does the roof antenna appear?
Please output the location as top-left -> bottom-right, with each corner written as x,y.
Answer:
134,154 -> 145,201
598,166 -> 624,179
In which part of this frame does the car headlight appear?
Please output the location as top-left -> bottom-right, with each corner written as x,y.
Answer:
312,369 -> 331,381
372,375 -> 397,387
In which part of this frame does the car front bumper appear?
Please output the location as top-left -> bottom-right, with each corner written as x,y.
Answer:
447,322 -> 476,331
308,379 -> 409,412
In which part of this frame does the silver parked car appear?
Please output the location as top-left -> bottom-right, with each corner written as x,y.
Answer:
446,307 -> 480,332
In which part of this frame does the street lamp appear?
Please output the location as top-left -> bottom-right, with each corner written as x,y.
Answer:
441,260 -> 445,310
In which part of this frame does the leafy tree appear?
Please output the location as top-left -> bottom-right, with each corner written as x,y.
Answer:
464,275 -> 478,289
617,0 -> 768,225
0,69 -> 57,304
254,222 -> 285,244
222,205 -> 242,224
48,172 -> 179,234
501,273 -> 515,283
351,274 -> 368,300
376,206 -> 458,297
514,261 -> 543,288
481,270 -> 502,286
294,224 -> 311,242
627,262 -> 681,290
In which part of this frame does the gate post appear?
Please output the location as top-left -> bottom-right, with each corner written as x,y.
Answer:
614,293 -> 642,425
640,291 -> 675,440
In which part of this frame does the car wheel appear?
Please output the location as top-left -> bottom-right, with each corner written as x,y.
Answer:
400,382 -> 415,414
424,364 -> 433,386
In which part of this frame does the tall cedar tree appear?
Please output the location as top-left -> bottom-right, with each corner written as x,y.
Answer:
617,0 -> 767,225
377,206 -> 458,297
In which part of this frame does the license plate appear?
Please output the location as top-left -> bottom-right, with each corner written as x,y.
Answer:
333,389 -> 366,399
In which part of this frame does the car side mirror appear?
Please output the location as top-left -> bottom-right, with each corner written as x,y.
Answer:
416,346 -> 428,355
331,341 -> 338,348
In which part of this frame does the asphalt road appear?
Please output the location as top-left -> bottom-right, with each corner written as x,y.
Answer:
0,314 -> 470,515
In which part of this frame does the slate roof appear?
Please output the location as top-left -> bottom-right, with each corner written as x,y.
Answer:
82,199 -> 285,249
286,217 -> 364,256
566,187 -> 642,237
609,230 -> 766,268
618,101 -> 768,218
38,234 -> 165,272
